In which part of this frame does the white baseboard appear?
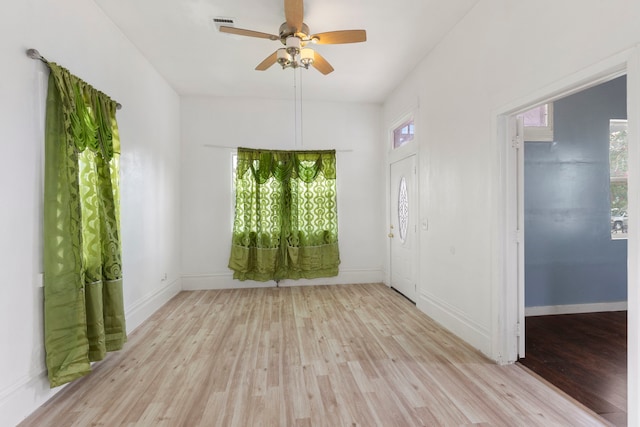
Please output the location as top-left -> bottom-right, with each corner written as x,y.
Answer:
182,268 -> 384,290
525,301 -> 627,317
0,278 -> 182,427
0,370 -> 65,427
125,278 -> 182,332
417,291 -> 492,357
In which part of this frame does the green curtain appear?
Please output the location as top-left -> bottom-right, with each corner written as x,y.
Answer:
229,147 -> 340,281
43,63 -> 126,387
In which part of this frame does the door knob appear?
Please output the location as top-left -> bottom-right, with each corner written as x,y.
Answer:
388,233 -> 394,238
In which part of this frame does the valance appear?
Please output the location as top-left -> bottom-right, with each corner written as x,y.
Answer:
236,148 -> 337,184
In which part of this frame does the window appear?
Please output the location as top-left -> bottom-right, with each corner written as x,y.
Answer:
519,103 -> 554,141
229,148 -> 340,281
393,118 -> 414,149
610,119 -> 628,239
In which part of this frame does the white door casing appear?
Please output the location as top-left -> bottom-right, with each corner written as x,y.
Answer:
390,155 -> 418,301
514,116 -> 525,358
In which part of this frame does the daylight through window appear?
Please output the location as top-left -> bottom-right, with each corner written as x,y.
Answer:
393,118 -> 414,149
519,103 -> 554,142
610,119 -> 628,239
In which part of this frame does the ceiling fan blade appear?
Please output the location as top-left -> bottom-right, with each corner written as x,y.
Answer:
311,51 -> 334,75
311,30 -> 367,44
255,51 -> 279,71
219,26 -> 279,41
284,0 -> 303,32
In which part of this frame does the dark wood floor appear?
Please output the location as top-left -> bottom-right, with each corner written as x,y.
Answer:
519,311 -> 627,426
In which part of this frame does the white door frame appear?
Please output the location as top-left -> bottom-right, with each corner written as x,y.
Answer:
389,154 -> 418,301
386,111 -> 420,292
491,47 -> 640,426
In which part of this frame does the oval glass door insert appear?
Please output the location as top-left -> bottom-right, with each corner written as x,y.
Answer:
398,176 -> 409,243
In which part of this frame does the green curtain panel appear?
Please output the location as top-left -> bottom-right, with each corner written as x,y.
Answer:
43,63 -> 126,387
229,148 -> 340,281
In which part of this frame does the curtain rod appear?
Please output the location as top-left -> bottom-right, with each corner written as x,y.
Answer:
203,144 -> 353,152
26,48 -> 123,110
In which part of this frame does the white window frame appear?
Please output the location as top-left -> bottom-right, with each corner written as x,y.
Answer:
521,103 -> 554,142
392,117 -> 415,149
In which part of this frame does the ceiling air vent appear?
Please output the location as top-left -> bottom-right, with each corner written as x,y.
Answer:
213,17 -> 235,32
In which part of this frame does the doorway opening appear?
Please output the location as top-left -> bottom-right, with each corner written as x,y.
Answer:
512,76 -> 628,424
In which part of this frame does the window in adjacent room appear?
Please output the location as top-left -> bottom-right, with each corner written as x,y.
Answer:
610,119 -> 628,239
393,118 -> 414,149
519,103 -> 554,141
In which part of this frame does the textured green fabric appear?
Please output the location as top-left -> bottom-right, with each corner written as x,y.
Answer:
229,148 -> 340,281
43,64 -> 126,388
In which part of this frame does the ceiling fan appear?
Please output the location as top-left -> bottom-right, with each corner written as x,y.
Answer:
219,0 -> 366,75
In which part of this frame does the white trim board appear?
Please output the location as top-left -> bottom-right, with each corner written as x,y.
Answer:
125,278 -> 182,333
0,278 -> 181,427
182,269 -> 385,291
418,291 -> 492,358
525,301 -> 627,317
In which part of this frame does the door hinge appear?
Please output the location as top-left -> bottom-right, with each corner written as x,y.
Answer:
511,136 -> 522,149
516,322 -> 522,337
513,117 -> 524,149
511,229 -> 523,243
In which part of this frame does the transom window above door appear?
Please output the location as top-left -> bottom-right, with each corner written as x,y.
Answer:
393,118 -> 414,149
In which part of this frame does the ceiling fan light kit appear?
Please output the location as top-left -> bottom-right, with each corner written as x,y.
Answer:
218,0 -> 366,75
276,47 -> 314,70
276,37 -> 315,70
285,36 -> 301,55
300,48 -> 314,67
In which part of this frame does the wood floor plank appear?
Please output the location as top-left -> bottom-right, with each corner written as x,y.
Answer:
19,283 -> 611,426
520,311 -> 627,426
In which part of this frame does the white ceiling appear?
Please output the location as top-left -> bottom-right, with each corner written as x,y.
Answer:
94,0 -> 479,104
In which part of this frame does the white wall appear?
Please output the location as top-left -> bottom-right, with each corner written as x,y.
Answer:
181,95 -> 385,289
0,1 -> 181,425
383,0 -> 640,422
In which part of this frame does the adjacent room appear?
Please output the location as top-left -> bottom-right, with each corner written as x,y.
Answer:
2,0 -> 639,425
517,76 -> 628,425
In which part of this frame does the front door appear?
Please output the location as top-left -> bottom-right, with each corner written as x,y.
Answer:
389,155 -> 417,301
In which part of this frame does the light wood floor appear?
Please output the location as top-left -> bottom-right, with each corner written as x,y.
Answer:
21,283 -> 611,426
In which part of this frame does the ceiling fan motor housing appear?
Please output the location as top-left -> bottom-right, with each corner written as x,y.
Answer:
279,22 -> 310,43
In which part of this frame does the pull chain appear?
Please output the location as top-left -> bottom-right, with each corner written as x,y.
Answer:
293,69 -> 299,148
